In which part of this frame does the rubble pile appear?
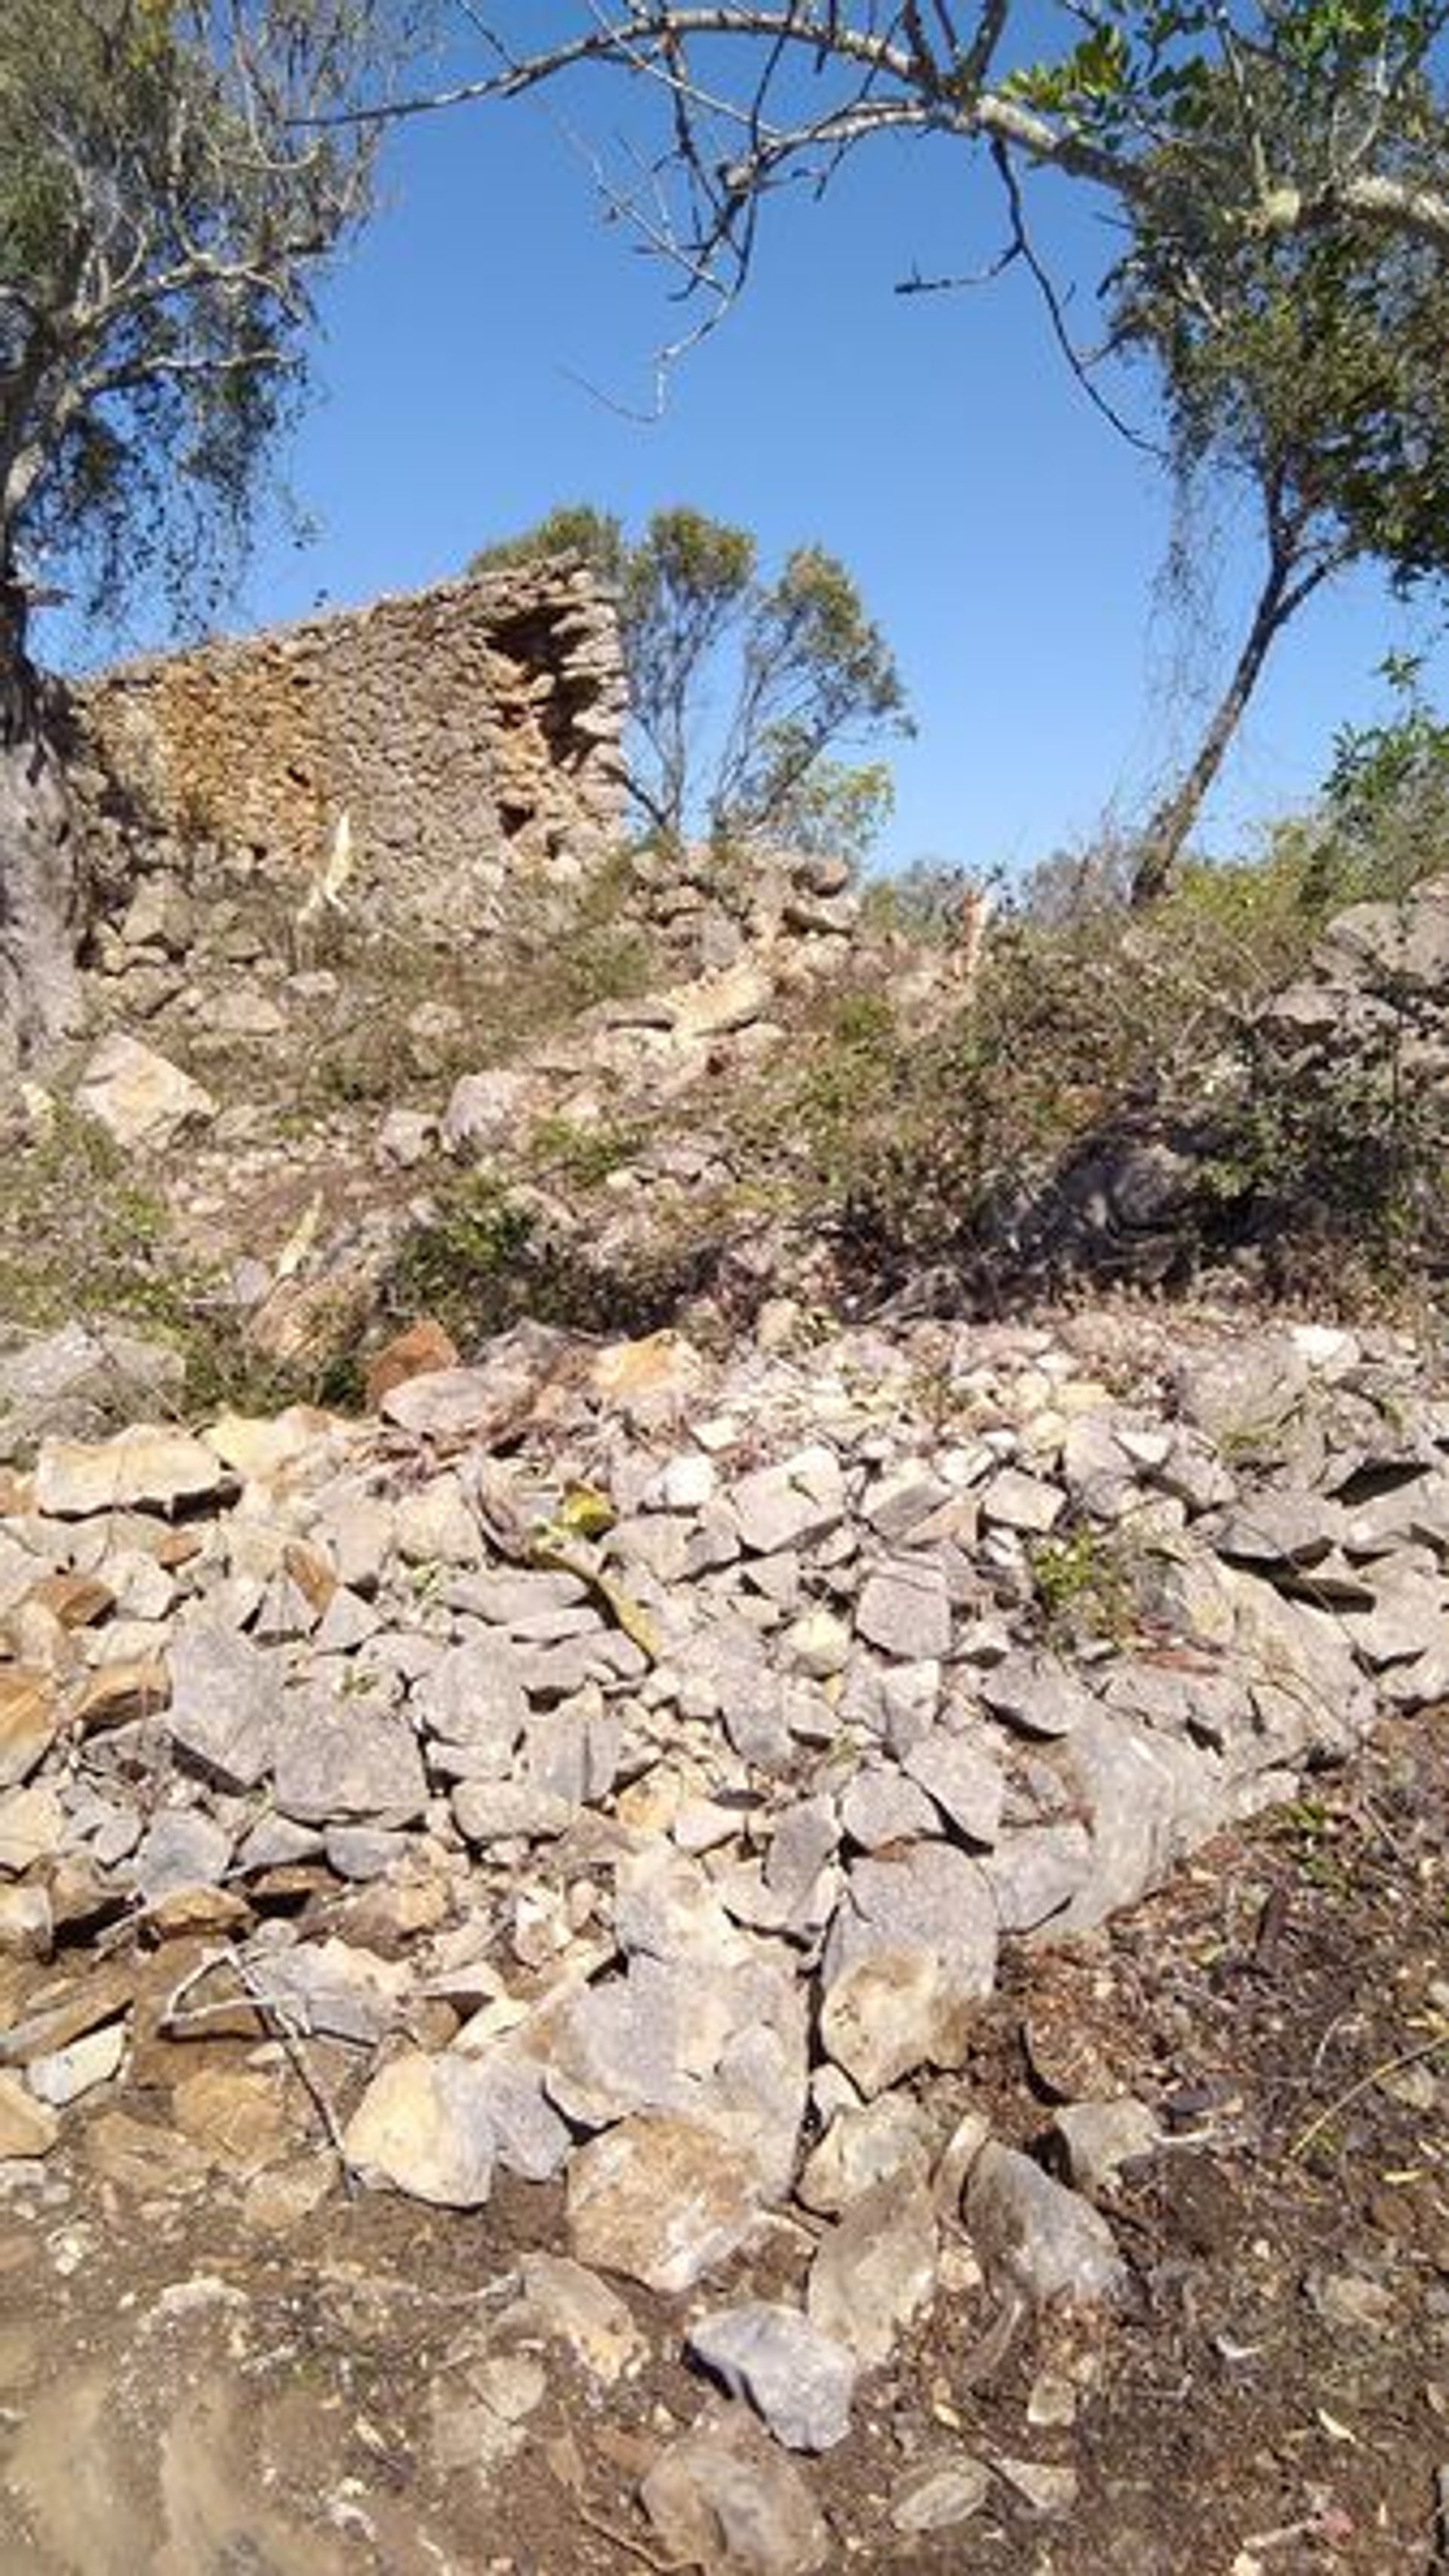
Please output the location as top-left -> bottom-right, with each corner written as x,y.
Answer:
1,1300 -> 1446,2547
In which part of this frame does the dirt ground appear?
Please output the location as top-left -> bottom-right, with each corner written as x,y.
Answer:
1,1706 -> 1444,2576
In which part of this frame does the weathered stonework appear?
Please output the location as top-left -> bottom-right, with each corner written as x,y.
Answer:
72,561 -> 627,931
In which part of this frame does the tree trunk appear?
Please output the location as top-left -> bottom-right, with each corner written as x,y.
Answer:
0,568 -> 82,1073
1130,544 -> 1332,908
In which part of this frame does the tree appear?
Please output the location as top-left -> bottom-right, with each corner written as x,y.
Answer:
472,503 -> 909,853
0,0 -> 423,1069
1115,203 -> 1449,900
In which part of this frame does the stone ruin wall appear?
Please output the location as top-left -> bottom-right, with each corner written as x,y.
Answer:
71,561 -> 629,933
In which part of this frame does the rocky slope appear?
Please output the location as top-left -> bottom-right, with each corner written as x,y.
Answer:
0,1289 -> 1446,2567
2,833 -> 1448,2568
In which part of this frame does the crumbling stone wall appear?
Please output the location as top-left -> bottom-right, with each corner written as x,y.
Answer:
72,561 -> 627,932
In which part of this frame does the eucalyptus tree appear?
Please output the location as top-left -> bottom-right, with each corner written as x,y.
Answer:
0,0 -> 425,1066
1116,204 -> 1449,900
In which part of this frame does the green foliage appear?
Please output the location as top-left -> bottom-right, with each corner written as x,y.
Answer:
387,1175 -> 536,1345
469,502 -> 626,586
0,1098 -> 337,1420
527,1114 -> 643,1189
775,759 -> 894,865
469,500 -> 908,858
1325,654 -> 1449,828
1030,1527 -> 1135,1643
0,0 -> 421,633
382,1171 -> 720,1350
751,795 -> 1449,1310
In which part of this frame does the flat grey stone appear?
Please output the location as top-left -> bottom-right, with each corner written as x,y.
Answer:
459,2047 -> 573,2180
312,1587 -> 381,1654
1343,1566 -> 1449,1668
690,1615 -> 793,1769
1054,1709 -> 1189,1927
515,1631 -> 648,1701
1174,1339 -> 1309,1447
324,1826 -> 406,1881
728,1448 -> 846,1556
166,1623 -> 283,1793
863,1469 -> 953,1542
1054,2097 -> 1161,2198
807,2175 -> 939,2365
235,1815 -> 323,1872
250,1937 -> 407,2045
891,2458 -> 992,2534
24,2021 -> 126,2109
273,1693 -> 428,1825
687,2303 -> 855,2452
614,1844 -> 740,1964
451,1780 -> 574,1843
448,1567 -> 589,1627
796,2094 -> 933,2216
74,1032 -> 215,1152
0,1321 -> 184,1462
441,1066 -> 532,1156
1100,1660 -> 1252,1747
980,1651 -> 1092,1740
1343,1468 -> 1449,1555
763,1797 -> 839,1904
392,1475 -> 484,1567
412,1636 -> 528,1758
995,2457 -> 1079,2516
131,1808 -> 232,1904
839,1764 -> 940,1851
984,1825 -> 1093,1934
543,1960 -> 698,2128
855,1557 -> 952,1660
522,1707 -> 620,1806
965,2141 -> 1128,2311
820,1843 -> 998,2094
903,1734 -> 1004,1845
1215,1494 -> 1341,1568
641,2407 -> 829,2574
980,1469 -> 1064,1534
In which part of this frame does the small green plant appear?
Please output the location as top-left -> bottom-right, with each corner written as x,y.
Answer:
1269,1796 -> 1349,1894
1030,1525 -> 1136,1642
528,1115 -> 643,1190
386,1178 -> 537,1346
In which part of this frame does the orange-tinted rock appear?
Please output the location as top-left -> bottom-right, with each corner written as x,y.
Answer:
365,1320 -> 462,1414
69,1657 -> 169,1732
25,1574 -> 114,1630
0,1669 -> 60,1790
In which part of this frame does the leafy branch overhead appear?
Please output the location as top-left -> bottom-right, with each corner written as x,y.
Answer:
0,0 -> 426,636
378,5 -> 1449,328
473,503 -> 910,854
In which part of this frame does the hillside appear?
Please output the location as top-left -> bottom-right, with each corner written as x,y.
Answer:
0,591 -> 1446,2574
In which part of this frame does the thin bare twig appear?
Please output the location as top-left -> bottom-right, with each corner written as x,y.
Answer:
1287,2024 -> 1449,2162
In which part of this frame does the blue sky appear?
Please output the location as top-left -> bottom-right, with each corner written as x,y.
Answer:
48,56 -> 1447,881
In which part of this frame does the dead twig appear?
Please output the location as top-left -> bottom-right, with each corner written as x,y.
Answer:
162,1940 -> 355,2185
1287,2024 -> 1449,2162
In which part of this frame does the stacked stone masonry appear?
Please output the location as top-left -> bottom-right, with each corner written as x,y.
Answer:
72,562 -> 628,931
